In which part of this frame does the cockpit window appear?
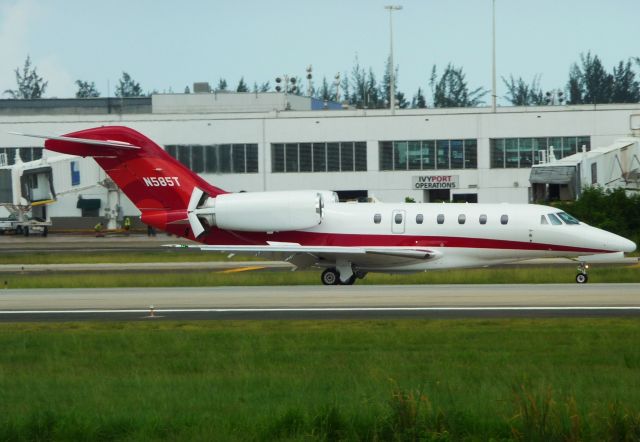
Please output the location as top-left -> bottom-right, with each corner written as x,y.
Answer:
540,215 -> 548,225
556,212 -> 580,225
547,213 -> 563,225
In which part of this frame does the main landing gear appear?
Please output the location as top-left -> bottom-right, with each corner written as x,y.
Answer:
321,268 -> 358,286
576,262 -> 589,284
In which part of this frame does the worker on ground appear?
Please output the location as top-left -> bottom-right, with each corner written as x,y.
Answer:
123,217 -> 131,235
94,221 -> 103,237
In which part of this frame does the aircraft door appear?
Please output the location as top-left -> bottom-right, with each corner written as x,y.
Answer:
391,209 -> 406,234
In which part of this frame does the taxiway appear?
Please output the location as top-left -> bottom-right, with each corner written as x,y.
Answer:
0,283 -> 638,321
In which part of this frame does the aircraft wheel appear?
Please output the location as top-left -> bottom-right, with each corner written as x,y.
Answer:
576,273 -> 588,284
321,268 -> 340,286
23,227 -> 29,237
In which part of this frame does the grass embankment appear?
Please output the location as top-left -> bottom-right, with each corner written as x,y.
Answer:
0,319 -> 639,440
1,265 -> 639,288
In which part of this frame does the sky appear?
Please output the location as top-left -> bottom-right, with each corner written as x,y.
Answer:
1,0 -> 639,105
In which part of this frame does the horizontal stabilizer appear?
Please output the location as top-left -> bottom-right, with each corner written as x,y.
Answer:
9,132 -> 142,150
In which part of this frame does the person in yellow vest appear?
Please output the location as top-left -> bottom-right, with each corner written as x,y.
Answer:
123,217 -> 131,235
94,221 -> 103,237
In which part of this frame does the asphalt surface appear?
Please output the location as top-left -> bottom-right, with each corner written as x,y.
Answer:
1,284 -> 638,321
0,233 -> 192,253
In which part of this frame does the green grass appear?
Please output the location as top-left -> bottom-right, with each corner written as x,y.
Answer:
1,264 -> 639,288
0,319 -> 639,440
0,250 -> 259,265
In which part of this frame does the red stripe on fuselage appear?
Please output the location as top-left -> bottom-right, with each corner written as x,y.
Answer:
197,229 -> 610,254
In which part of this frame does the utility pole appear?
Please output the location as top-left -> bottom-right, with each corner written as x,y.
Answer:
385,5 -> 402,114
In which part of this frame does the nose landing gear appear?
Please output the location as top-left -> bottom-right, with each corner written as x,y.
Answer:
576,262 -> 589,284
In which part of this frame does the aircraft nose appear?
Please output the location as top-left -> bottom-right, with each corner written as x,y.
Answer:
582,226 -> 635,254
620,237 -> 637,253
608,232 -> 637,253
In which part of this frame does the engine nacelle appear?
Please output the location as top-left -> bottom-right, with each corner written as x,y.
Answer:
198,190 -> 324,232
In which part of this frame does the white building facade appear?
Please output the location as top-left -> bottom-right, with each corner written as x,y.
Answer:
1,94 -> 639,222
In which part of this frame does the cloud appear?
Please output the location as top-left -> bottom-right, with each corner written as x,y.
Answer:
0,0 -> 35,94
0,0 -> 74,97
38,55 -> 75,97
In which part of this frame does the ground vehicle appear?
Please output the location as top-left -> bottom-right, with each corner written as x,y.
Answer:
0,204 -> 50,236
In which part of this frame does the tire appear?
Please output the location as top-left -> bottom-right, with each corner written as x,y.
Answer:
23,227 -> 29,237
576,273 -> 588,284
321,268 -> 340,286
42,226 -> 48,237
340,274 -> 357,285
16,226 -> 22,235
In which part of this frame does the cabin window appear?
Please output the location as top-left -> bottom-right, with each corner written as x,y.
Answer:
557,212 -> 580,225
416,214 -> 424,224
540,215 -> 549,225
373,213 -> 382,224
500,214 -> 509,225
458,214 -> 466,224
479,214 -> 487,225
437,214 -> 445,224
394,213 -> 403,224
547,213 -> 563,225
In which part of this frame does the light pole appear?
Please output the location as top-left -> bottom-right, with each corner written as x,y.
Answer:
491,0 -> 496,112
385,5 -> 402,114
545,89 -> 565,105
275,75 -> 298,110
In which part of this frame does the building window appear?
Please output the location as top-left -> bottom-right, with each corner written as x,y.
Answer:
450,140 -> 464,169
464,139 -> 477,169
416,214 -> 424,224
379,139 -> 478,171
0,147 -> 43,166
299,143 -> 312,172
436,140 -> 449,169
272,141 -> 367,173
490,136 -> 591,168
166,144 -> 258,174
313,143 -> 326,172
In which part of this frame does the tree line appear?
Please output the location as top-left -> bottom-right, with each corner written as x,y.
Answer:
3,53 -> 640,107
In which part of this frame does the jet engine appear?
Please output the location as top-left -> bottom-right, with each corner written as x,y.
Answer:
187,188 -> 324,236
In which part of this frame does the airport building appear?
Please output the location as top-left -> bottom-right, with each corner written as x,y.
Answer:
1,92 -> 639,228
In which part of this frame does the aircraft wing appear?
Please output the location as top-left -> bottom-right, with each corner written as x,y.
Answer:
165,243 -> 441,269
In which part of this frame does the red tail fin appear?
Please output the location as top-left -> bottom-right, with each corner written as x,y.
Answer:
44,126 -> 225,224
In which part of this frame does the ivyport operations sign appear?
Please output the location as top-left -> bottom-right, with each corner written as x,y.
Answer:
412,175 -> 459,190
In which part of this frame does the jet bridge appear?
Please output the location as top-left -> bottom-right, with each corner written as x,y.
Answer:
530,138 -> 640,201
0,154 -> 55,235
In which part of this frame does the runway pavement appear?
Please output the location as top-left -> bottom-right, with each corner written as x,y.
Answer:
0,283 -> 638,321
